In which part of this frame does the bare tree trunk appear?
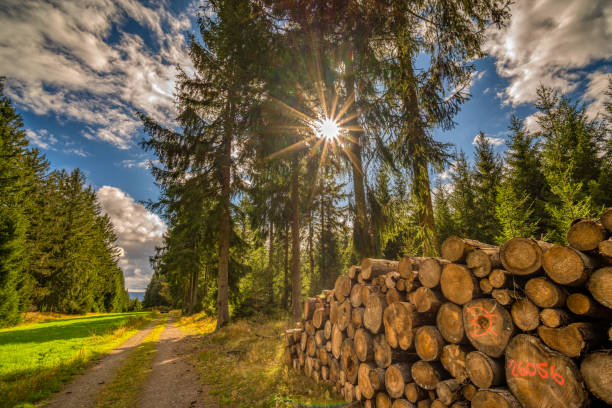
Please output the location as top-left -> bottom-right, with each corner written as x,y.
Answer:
400,53 -> 437,256
291,158 -> 302,322
188,268 -> 199,315
283,224 -> 289,309
216,105 -> 232,329
268,220 -> 274,306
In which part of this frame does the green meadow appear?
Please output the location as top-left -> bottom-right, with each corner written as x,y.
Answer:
0,312 -> 154,408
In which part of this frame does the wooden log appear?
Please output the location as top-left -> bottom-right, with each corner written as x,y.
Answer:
354,384 -> 361,401
300,331 -> 308,351
441,263 -> 480,305
305,320 -> 315,336
361,258 -> 399,280
384,301 -> 420,350
542,245 -> 597,286
352,307 -> 364,328
409,287 -> 441,316
324,320 -> 332,339
440,344 -> 468,382
350,283 -> 363,308
510,298 -> 539,331
441,236 -> 497,263
587,266 -> 612,309
471,389 -> 521,408
463,298 -> 514,358
331,324 -> 344,359
567,218 -> 608,252
415,326 -> 445,361
360,285 -> 378,306
364,400 -> 373,408
321,365 -> 329,381
348,265 -> 361,280
491,289 -> 521,306
450,402 -> 468,408
411,361 -> 448,390
329,357 -> 340,383
337,299 -> 352,331
566,292 -> 612,318
500,238 -> 554,276
373,334 -> 414,369
609,325 -> 612,341
537,323 -> 600,357
465,351 -> 504,389
599,238 -> 612,261
466,247 -> 501,278
347,322 -> 356,339
330,299 -> 339,324
386,363 -> 414,398
314,330 -> 325,347
319,348 -> 329,366
304,297 -> 317,320
525,277 -> 567,308
435,379 -> 461,406
440,344 -> 467,382
334,275 -> 352,301
392,400 -> 416,408
461,384 -> 477,401
376,392 -> 392,408
386,287 -> 402,304
417,401 -> 432,408
354,328 -> 374,362
307,336 -> 316,356
364,292 -> 387,334
358,363 -> 379,399
505,334 -> 588,408
418,258 -> 450,288
405,382 -> 426,403
488,268 -> 509,288
397,278 -> 407,291
580,350 -> 612,405
479,278 -> 493,295
399,256 -> 426,280
369,366 -> 386,392
430,401 -> 447,408
540,308 -> 573,328
312,305 -> 329,329
385,271 -> 401,289
602,208 -> 612,232
436,302 -> 466,344
341,338 -> 359,384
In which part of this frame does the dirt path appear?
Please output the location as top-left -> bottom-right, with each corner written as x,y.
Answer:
44,318 -> 160,408
138,316 -> 216,408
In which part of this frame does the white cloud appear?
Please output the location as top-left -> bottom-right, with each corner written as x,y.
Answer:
97,185 -> 167,291
486,0 -> 611,110
472,134 -> 506,147
523,113 -> 543,134
0,0 -> 197,149
26,129 -> 58,150
438,160 -> 457,181
583,71 -> 611,120
63,147 -> 89,157
117,158 -> 159,169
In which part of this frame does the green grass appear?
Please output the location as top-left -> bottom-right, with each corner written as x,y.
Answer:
179,314 -> 345,408
94,316 -> 167,408
0,312 -> 154,408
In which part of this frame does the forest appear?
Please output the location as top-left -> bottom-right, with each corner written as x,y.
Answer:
0,80 -> 130,327
138,0 -> 612,329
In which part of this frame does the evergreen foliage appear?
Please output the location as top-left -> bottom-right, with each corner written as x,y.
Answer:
0,81 -> 128,326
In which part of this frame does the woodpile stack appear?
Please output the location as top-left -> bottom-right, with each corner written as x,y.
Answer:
284,209 -> 612,408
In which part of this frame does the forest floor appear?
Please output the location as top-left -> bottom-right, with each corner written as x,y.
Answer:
2,311 -> 342,408
179,313 -> 344,408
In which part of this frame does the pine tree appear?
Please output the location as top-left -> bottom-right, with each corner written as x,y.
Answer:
0,79 -> 29,325
448,151 -> 478,238
472,132 -> 502,242
495,181 -> 539,244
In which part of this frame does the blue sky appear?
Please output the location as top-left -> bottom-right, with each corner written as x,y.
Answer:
1,0 -> 610,292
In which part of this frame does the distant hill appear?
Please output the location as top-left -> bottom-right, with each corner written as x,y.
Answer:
128,291 -> 145,301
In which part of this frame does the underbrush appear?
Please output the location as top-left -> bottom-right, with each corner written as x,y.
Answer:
179,314 -> 345,408
0,312 -> 155,408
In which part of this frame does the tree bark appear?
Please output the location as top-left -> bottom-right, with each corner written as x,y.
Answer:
290,158 -> 301,322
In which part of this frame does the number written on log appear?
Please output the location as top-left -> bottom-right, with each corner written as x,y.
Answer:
507,359 -> 565,385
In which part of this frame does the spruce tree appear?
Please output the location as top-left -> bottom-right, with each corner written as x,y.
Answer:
472,132 -> 502,242
448,151 -> 477,238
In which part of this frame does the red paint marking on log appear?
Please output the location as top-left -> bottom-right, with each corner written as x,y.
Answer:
465,306 -> 499,338
507,359 -> 565,385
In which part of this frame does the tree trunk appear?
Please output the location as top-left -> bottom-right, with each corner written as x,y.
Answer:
290,158 -> 301,322
465,351 -> 504,389
463,298 -> 514,358
500,238 -> 554,276
440,263 -> 479,305
537,323 -> 600,357
384,302 -> 420,350
436,302 -> 466,344
580,350 -> 612,405
587,266 -> 612,309
268,220 -> 274,306
283,225 -> 289,309
385,363 -> 413,398
216,107 -> 232,329
542,245 -> 596,286
414,326 -> 445,361
440,344 -> 468,382
567,218 -> 608,251
510,298 -> 540,331
441,236 -> 497,263
525,277 -> 567,308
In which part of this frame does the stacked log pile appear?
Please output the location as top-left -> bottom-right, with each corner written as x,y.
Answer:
284,208 -> 612,408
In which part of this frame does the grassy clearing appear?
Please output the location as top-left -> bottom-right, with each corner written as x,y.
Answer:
94,316 -> 167,408
179,313 -> 345,408
0,312 -> 155,408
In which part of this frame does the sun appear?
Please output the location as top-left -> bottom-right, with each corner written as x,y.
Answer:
313,117 -> 341,142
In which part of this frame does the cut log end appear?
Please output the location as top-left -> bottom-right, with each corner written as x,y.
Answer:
500,238 -> 549,276
567,218 -> 608,252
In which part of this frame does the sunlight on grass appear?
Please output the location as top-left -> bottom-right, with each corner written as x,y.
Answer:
94,316 -> 167,408
180,314 -> 344,408
0,312 -> 155,408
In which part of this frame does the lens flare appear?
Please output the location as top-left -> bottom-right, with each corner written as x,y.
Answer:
313,117 -> 341,142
